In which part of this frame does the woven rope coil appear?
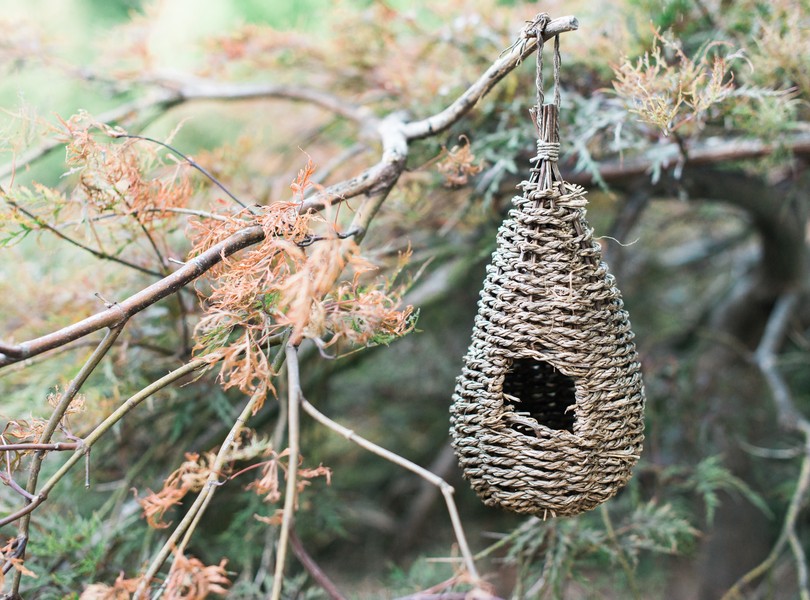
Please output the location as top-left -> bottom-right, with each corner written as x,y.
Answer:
449,22 -> 644,517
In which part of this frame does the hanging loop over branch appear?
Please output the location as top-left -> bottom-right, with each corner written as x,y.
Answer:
527,13 -> 563,147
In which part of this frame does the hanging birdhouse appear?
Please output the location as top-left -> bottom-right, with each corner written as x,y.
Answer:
450,19 -> 645,518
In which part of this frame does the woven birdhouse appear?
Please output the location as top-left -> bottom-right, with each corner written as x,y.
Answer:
450,25 -> 645,518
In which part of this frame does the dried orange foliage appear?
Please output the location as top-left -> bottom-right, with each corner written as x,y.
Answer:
46,388 -> 87,415
80,574 -> 142,600
0,538 -> 36,589
201,24 -> 321,77
191,161 -> 415,405
245,447 -> 332,507
2,417 -> 48,447
613,32 -> 739,135
135,452 -> 214,529
58,112 -> 192,223
164,552 -> 230,599
0,389 -> 85,467
437,135 -> 485,187
80,553 -> 228,600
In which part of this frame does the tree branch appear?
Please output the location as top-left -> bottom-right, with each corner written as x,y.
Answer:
270,343 -> 302,600
35,357 -> 209,504
9,324 -> 124,594
132,361 -> 262,600
0,225 -> 263,366
0,443 -> 79,453
300,113 -> 408,214
721,291 -> 810,600
288,527 -> 346,600
566,133 -> 810,186
299,393 -> 480,583
0,14 -> 580,367
402,15 -> 580,140
161,76 -> 375,125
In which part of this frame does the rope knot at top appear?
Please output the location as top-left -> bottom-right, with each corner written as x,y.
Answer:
521,12 -> 551,40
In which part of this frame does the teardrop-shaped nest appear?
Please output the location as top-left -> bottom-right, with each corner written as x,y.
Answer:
450,106 -> 645,518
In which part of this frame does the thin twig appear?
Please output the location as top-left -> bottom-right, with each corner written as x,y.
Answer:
36,358 -> 208,502
402,15 -> 579,140
133,368 -> 263,599
299,393 -> 480,583
164,77 -> 375,124
0,338 -> 178,379
0,185 -> 164,279
721,291 -> 810,600
10,324 -> 124,593
0,225 -> 265,366
0,472 -> 38,502
271,343 -> 302,600
288,527 -> 346,600
789,530 -> 810,600
116,134 -> 250,211
0,443 -> 79,452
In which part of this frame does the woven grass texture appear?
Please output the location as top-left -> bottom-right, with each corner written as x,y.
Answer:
450,103 -> 645,517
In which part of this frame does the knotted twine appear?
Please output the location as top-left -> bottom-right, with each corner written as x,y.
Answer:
449,15 -> 645,517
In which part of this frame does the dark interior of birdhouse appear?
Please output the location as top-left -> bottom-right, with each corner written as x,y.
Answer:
502,357 -> 577,434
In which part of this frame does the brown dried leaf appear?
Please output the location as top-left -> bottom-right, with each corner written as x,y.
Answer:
135,452 -> 213,529
437,135 -> 484,187
165,552 -> 230,599
80,573 -> 141,600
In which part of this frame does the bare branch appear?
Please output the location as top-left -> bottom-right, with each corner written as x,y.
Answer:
0,443 -> 79,452
299,392 -> 481,583
403,15 -> 579,140
271,343 -> 302,600
0,225 -> 264,366
164,76 -> 375,125
9,324 -> 124,593
300,113 -> 408,214
721,291 -> 810,600
754,293 -> 807,431
36,357 -> 209,503
0,89 -> 179,184
288,527 -> 346,600
566,134 -> 810,186
132,364 -> 266,599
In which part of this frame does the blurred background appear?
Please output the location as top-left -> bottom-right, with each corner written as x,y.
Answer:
1,0 -> 809,598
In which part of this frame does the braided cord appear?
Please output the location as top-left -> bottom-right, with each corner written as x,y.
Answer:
534,13 -> 549,111
533,13 -> 562,112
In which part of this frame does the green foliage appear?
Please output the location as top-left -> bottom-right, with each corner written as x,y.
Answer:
23,513 -> 107,597
682,455 -> 772,525
499,495 -> 698,598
